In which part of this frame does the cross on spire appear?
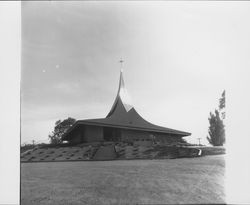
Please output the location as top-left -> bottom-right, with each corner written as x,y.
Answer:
119,58 -> 124,72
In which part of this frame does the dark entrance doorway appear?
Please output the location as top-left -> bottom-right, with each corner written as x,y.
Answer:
103,127 -> 121,141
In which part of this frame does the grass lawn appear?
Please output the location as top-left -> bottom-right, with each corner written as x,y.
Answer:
21,155 -> 225,205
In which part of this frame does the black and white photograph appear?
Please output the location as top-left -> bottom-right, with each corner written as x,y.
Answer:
1,1 -> 250,205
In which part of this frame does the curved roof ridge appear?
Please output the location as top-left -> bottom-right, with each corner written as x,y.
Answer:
62,67 -> 191,141
106,70 -> 133,117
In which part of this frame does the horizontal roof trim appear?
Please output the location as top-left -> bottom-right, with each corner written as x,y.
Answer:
63,120 -> 191,140
62,70 -> 191,141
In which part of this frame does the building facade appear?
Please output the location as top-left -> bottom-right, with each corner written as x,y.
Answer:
62,70 -> 191,144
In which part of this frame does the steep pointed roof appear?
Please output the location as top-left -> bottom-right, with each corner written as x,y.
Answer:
62,68 -> 191,141
107,69 -> 133,117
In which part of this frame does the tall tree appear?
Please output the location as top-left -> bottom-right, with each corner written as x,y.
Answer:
48,117 -> 76,144
219,90 -> 225,119
207,90 -> 226,146
207,110 -> 225,146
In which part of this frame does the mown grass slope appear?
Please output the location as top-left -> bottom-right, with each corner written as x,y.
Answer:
21,155 -> 225,205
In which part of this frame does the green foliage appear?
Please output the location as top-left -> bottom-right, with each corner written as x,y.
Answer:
48,117 -> 76,144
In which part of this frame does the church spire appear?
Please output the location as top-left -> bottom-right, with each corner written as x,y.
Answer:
118,68 -> 133,111
119,58 -> 124,71
106,60 -> 133,117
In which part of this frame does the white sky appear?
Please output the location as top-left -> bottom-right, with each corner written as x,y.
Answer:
1,2 -> 250,204
21,1 -> 249,145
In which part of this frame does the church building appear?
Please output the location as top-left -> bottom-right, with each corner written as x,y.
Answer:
62,68 -> 191,145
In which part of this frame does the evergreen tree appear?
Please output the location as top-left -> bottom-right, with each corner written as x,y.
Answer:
207,90 -> 226,146
219,90 -> 225,119
207,110 -> 225,146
